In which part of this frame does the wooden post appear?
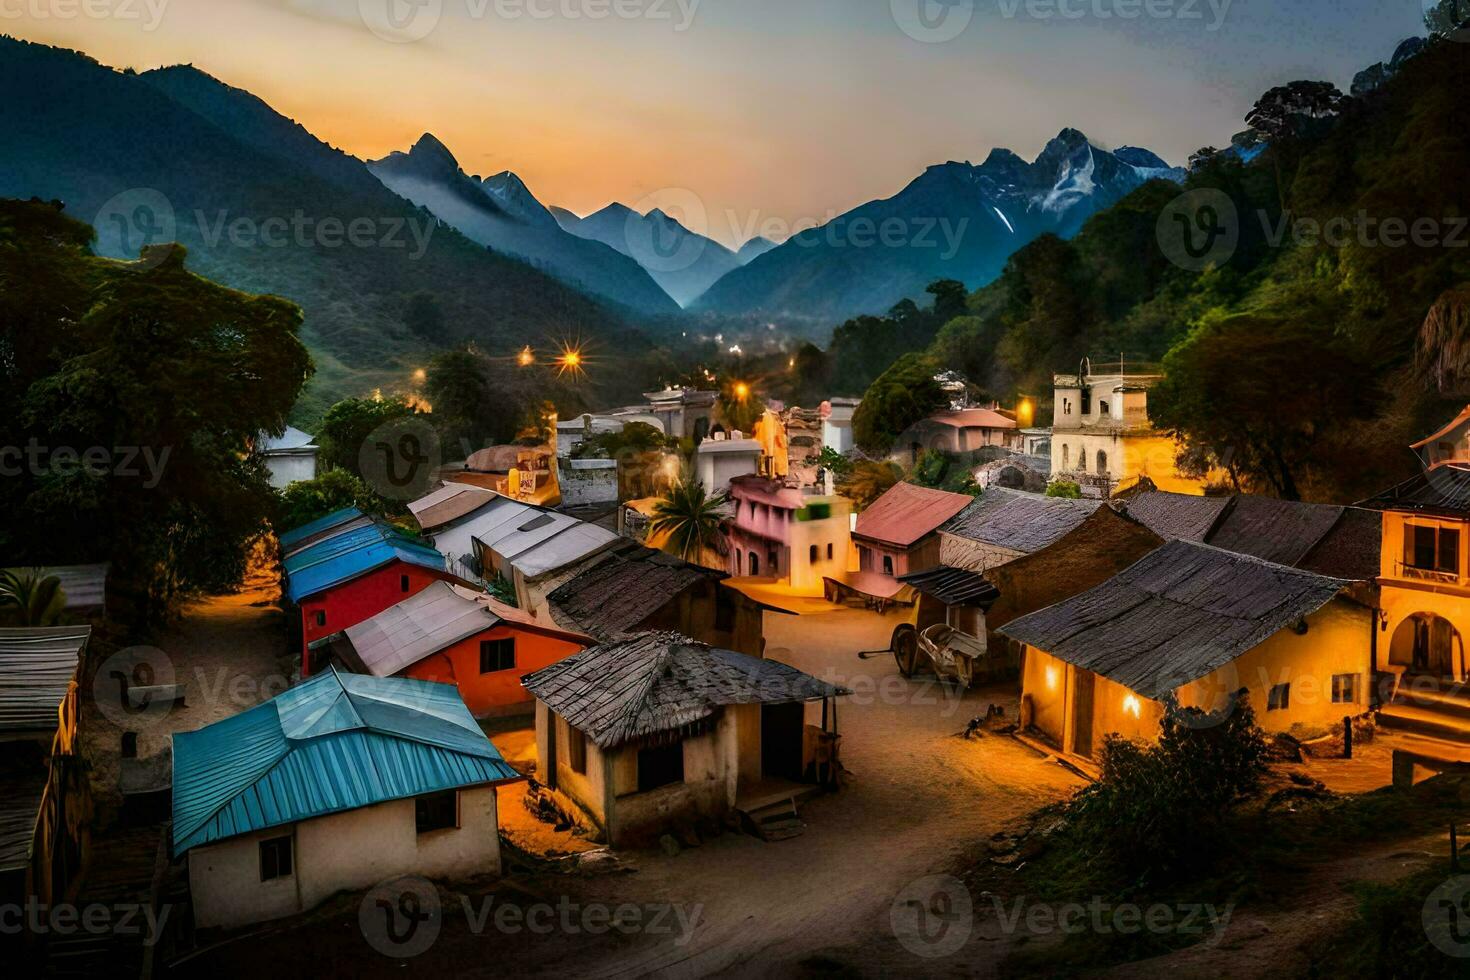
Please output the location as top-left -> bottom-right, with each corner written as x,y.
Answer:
1343,715 -> 1353,760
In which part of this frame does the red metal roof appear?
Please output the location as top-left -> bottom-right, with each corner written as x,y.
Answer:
853,482 -> 973,548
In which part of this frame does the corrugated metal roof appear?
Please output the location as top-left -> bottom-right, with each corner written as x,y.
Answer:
0,626 -> 87,733
279,507 -> 366,551
408,484 -> 498,533
259,425 -> 318,454
284,523 -> 446,603
341,581 -> 587,677
522,631 -> 849,749
0,770 -> 46,872
1358,464 -> 1470,518
171,668 -> 519,856
941,489 -> 1101,554
511,522 -> 621,579
3,564 -> 109,611
998,540 -> 1350,699
853,483 -> 973,549
898,566 -> 1000,607
428,496 -> 538,564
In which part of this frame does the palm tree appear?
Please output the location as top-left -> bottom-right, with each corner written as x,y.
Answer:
0,568 -> 66,626
649,480 -> 728,565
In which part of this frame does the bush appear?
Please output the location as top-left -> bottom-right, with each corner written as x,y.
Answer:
1046,479 -> 1083,498
1061,691 -> 1268,886
276,470 -> 381,532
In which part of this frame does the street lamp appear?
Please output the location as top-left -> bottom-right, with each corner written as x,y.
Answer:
517,346 -> 535,367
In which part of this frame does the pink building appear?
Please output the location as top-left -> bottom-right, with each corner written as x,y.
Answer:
919,408 -> 1020,454
725,475 -> 853,595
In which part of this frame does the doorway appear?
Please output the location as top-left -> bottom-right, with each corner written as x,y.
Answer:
761,702 -> 805,781
1070,669 -> 1096,758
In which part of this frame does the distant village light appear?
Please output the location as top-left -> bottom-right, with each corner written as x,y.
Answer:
518,346 -> 535,367
1017,397 -> 1035,427
412,368 -> 427,383
734,382 -> 750,400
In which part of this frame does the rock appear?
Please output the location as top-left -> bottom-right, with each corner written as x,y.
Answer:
658,833 -> 681,857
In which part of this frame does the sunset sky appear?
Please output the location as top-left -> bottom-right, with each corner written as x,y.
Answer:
9,0 -> 1425,247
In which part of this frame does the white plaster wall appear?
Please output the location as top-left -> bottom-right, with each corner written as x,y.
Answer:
265,453 -> 318,490
189,786 -> 501,930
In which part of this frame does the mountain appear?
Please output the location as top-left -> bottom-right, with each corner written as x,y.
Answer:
0,39 -> 662,418
736,236 -> 778,264
554,203 -> 742,307
693,129 -> 1185,325
367,138 -> 678,314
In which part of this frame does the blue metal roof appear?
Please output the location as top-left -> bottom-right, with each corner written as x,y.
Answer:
284,523 -> 446,603
279,507 -> 365,551
171,668 -> 519,856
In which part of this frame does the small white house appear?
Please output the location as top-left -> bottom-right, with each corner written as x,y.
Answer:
172,669 -> 520,930
258,426 -> 319,489
694,435 -> 762,495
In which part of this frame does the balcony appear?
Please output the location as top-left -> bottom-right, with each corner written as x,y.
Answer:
1394,560 -> 1461,585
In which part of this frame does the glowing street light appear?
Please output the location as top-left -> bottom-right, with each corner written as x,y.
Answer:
556,345 -> 585,379
517,346 -> 536,367
412,368 -> 427,383
733,381 -> 750,400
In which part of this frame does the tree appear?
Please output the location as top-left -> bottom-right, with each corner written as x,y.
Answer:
276,470 -> 380,532
316,397 -> 420,477
1425,0 -> 1470,37
649,480 -> 728,563
1149,312 -> 1378,500
1045,480 -> 1082,499
0,569 -> 66,626
926,279 -> 969,324
402,291 -> 445,340
1187,146 -> 1220,172
836,460 -> 903,511
852,353 -> 947,455
1245,81 -> 1345,213
0,199 -> 313,625
425,348 -> 492,451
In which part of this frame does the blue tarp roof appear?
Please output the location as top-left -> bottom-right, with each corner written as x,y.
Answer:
171,668 -> 519,856
279,507 -> 365,551
284,522 -> 446,603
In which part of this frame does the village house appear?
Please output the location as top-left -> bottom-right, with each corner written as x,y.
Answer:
1120,490 -> 1383,581
938,488 -> 1102,574
545,540 -> 770,657
832,482 -> 972,608
1358,433 -> 1470,745
255,425 -> 319,490
820,398 -> 859,457
522,632 -> 849,846
1000,539 -> 1374,760
0,626 -> 90,909
915,407 -> 1020,454
172,669 -> 520,931
694,433 -> 763,494
724,474 -> 854,594
644,386 -> 718,442
277,506 -> 373,559
1050,359 -> 1209,497
282,520 -> 457,672
325,581 -> 590,718
981,504 -> 1165,642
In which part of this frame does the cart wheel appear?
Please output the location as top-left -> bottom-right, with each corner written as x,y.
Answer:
954,655 -> 974,689
891,625 -> 919,677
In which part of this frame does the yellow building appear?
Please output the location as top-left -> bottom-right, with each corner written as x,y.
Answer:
1000,539 -> 1373,758
1050,359 -> 1211,497
1359,419 -> 1470,745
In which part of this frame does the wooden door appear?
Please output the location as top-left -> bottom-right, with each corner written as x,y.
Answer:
1071,669 -> 1096,759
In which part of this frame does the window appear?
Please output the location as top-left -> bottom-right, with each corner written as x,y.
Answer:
810,545 -> 819,564
400,573 -> 411,592
259,835 -> 293,881
636,741 -> 684,792
749,553 -> 760,576
882,555 -> 894,576
1099,400 -> 1110,418
567,724 -> 587,774
1331,673 -> 1359,705
1405,524 -> 1460,574
479,637 -> 516,673
768,550 -> 779,573
1268,683 -> 1291,711
314,610 -> 326,628
1096,450 -> 1108,473
1062,445 -> 1070,470
1078,451 -> 1088,473
826,543 -> 834,561
415,790 -> 459,833
121,732 -> 138,759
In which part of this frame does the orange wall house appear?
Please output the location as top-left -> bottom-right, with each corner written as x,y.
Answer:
328,581 -> 590,718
